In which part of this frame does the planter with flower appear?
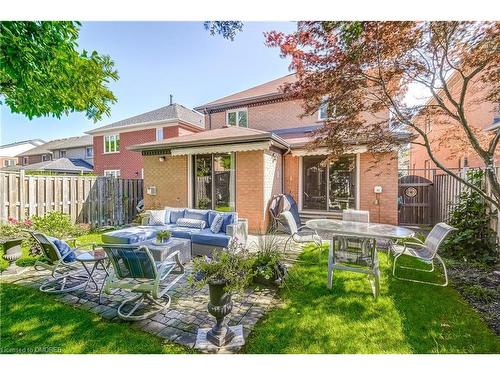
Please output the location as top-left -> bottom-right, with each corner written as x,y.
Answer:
191,240 -> 253,347
155,230 -> 171,244
251,233 -> 288,287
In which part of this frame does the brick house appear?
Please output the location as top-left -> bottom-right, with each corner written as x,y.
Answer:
410,71 -> 499,176
131,74 -> 404,232
86,103 -> 205,179
17,136 -> 93,168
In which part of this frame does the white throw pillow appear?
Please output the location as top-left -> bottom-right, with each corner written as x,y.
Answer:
148,209 -> 166,226
176,218 -> 206,229
210,213 -> 224,234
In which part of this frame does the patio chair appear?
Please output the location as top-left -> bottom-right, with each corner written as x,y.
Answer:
28,231 -> 90,293
339,209 -> 371,258
269,193 -> 301,234
390,222 -> 455,286
281,211 -> 323,254
101,244 -> 185,321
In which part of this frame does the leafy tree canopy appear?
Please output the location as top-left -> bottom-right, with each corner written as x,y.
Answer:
0,21 -> 118,122
204,21 -> 243,41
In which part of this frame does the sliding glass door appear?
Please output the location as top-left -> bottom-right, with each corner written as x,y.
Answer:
194,153 -> 235,211
302,155 -> 356,211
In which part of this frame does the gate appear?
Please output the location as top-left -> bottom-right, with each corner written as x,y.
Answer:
398,174 -> 434,226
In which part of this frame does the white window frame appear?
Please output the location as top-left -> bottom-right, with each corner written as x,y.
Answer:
104,134 -> 120,154
318,98 -> 341,121
226,108 -> 248,128
104,169 -> 121,178
156,128 -> 164,141
85,146 -> 93,158
4,159 -> 14,167
60,150 -> 67,158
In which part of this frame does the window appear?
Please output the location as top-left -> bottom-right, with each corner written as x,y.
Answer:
60,150 -> 67,158
226,109 -> 248,127
156,128 -> 164,141
86,146 -> 93,158
193,153 -> 235,211
318,102 -> 329,121
104,169 -> 121,178
302,155 -> 356,211
42,154 -> 50,162
3,159 -> 14,167
23,157 -> 28,165
104,134 -> 120,153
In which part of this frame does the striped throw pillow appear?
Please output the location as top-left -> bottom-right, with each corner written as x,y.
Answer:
176,218 -> 206,229
210,213 -> 224,234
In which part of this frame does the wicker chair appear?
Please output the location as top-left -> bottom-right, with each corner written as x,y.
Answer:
101,244 -> 185,321
390,223 -> 455,286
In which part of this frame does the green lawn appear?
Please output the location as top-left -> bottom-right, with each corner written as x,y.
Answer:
0,283 -> 192,354
243,245 -> 500,354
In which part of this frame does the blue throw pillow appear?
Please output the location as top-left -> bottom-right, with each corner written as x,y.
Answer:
52,239 -> 76,262
210,213 -> 224,234
185,209 -> 209,225
221,212 -> 238,233
168,208 -> 185,224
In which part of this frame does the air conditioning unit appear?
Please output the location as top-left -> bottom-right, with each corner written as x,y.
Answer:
146,186 -> 157,196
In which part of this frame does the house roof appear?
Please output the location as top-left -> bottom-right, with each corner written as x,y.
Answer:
195,74 -> 297,112
0,139 -> 45,150
0,139 -> 45,157
2,158 -> 93,174
86,103 -> 205,135
129,127 -> 290,152
18,135 -> 93,157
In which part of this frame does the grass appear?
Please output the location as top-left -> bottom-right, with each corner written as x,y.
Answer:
243,245 -> 500,354
0,283 -> 192,354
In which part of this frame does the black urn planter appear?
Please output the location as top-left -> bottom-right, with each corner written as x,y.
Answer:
206,279 -> 235,347
1,238 -> 23,263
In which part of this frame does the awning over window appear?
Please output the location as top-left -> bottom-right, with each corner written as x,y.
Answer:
170,141 -> 271,156
291,145 -> 368,156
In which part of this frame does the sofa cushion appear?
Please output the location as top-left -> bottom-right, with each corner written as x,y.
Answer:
51,238 -> 76,262
191,229 -> 231,248
176,218 -> 206,229
165,208 -> 185,224
210,213 -> 224,233
171,227 -> 202,239
208,211 -> 237,232
102,226 -> 158,244
148,209 -> 167,225
184,209 -> 209,225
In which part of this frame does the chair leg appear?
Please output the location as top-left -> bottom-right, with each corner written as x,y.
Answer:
39,273 -> 88,294
327,240 -> 334,289
117,293 -> 171,321
393,253 -> 448,287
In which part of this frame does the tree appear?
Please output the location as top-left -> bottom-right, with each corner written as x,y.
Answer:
204,21 -> 243,41
0,21 -> 118,122
265,22 -> 500,210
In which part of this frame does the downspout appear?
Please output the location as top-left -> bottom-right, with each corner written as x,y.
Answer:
282,146 -> 292,194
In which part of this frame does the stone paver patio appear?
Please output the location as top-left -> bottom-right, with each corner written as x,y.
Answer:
1,235 -> 301,353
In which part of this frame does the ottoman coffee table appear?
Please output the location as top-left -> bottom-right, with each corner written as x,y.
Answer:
140,237 -> 192,264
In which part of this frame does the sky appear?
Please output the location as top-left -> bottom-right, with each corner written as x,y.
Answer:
0,21 -> 297,145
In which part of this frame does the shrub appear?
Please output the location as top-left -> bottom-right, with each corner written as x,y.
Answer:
30,211 -> 90,239
442,169 -> 498,265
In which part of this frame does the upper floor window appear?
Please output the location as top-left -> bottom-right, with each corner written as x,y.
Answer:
104,134 -> 120,153
60,150 -> 67,158
104,169 -> 121,178
42,154 -> 50,162
4,159 -> 15,167
226,109 -> 248,128
318,99 -> 343,121
156,128 -> 164,141
86,146 -> 93,158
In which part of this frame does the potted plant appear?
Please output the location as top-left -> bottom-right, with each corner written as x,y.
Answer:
191,240 -> 253,347
156,230 -> 171,244
251,233 -> 288,287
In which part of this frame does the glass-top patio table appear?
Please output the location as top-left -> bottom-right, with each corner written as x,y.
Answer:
306,219 -> 415,299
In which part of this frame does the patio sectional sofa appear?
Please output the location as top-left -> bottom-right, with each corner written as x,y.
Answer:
102,207 -> 248,257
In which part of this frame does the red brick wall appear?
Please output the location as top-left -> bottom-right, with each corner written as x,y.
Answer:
93,124 -> 200,179
207,99 -> 319,131
283,154 -> 300,201
359,152 -> 398,225
17,154 -> 50,165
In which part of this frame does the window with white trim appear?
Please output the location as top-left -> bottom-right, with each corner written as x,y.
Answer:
156,128 -> 164,141
104,134 -> 120,153
318,99 -> 341,121
3,159 -> 15,167
104,169 -> 121,178
226,109 -> 248,127
60,150 -> 67,158
85,146 -> 93,158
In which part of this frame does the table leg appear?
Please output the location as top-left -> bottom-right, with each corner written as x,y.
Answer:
372,238 -> 380,299
97,260 -> 110,304
81,262 -> 99,291
327,236 -> 334,289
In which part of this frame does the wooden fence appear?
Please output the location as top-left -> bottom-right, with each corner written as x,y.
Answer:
0,171 -> 143,227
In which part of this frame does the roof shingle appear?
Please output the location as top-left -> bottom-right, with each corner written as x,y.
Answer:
18,135 -> 93,156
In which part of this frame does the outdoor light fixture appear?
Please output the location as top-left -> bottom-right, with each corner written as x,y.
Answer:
159,156 -> 166,162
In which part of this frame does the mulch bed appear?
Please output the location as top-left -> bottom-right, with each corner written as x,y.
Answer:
447,261 -> 500,335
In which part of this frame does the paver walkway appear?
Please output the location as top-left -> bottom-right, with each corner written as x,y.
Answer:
1,235 -> 302,353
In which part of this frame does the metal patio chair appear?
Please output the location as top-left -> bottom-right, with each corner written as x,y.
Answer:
281,211 -> 323,255
390,222 -> 455,286
101,243 -> 185,321
28,231 -> 90,293
340,209 -> 371,258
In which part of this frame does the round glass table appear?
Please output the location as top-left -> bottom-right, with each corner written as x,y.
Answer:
305,219 -> 415,298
